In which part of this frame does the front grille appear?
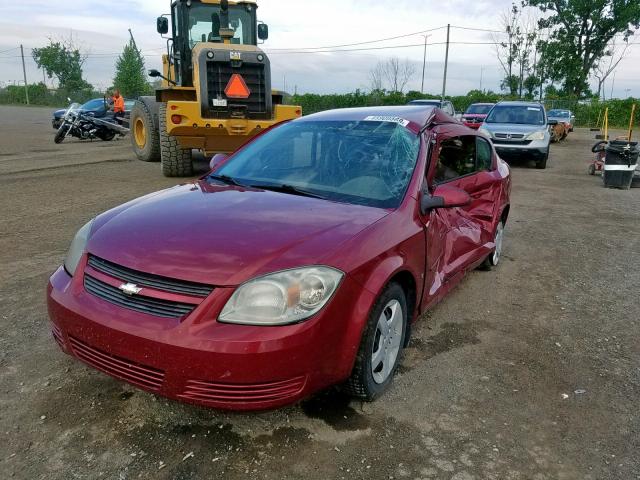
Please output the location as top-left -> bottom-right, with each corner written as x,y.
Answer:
205,61 -> 268,119
492,139 -> 532,146
84,275 -> 196,318
88,255 -> 213,297
494,133 -> 525,140
51,324 -> 64,348
179,376 -> 306,405
69,336 -> 165,391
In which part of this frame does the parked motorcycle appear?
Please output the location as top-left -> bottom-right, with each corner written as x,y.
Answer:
54,101 -> 129,144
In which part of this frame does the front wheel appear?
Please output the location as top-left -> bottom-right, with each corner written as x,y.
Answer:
54,125 -> 69,144
535,150 -> 549,169
483,221 -> 505,268
159,104 -> 193,177
343,282 -> 407,401
131,101 -> 160,162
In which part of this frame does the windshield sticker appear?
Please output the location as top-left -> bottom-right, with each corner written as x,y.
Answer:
363,116 -> 410,127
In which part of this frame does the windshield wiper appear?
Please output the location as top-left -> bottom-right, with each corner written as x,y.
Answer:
250,183 -> 327,200
209,174 -> 244,187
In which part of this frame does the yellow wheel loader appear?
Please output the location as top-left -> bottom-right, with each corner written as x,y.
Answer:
130,0 -> 302,177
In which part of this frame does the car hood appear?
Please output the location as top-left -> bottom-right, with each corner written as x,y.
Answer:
87,181 -> 390,286
482,123 -> 546,134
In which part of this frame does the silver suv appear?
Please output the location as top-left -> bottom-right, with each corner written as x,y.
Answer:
479,101 -> 551,169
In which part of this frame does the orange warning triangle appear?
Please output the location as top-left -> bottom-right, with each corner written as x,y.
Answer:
224,74 -> 251,99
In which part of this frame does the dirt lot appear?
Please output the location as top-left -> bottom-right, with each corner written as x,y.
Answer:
1,105 -> 639,480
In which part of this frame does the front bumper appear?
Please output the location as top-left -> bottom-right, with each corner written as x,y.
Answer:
492,139 -> 549,160
47,264 -> 371,411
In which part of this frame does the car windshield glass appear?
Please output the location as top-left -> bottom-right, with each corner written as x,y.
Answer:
214,120 -> 421,209
485,105 -> 545,125
81,99 -> 105,111
187,3 -> 255,47
548,110 -> 570,118
466,104 -> 493,115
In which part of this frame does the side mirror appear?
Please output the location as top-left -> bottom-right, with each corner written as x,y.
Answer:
157,16 -> 169,35
148,69 -> 161,78
210,153 -> 229,170
420,185 -> 471,215
258,23 -> 269,41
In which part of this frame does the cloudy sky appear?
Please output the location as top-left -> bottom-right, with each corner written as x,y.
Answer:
1,0 -> 638,97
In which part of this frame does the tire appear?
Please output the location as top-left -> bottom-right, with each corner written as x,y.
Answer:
343,282 -> 407,401
98,130 -> 116,141
588,163 -> 596,176
131,101 -> 160,162
631,175 -> 640,189
159,104 -> 193,177
482,221 -> 505,269
54,125 -> 69,144
535,150 -> 549,169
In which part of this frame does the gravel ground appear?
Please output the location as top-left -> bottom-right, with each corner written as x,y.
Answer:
1,105 -> 639,480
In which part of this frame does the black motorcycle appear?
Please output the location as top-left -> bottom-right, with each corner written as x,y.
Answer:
54,101 -> 129,144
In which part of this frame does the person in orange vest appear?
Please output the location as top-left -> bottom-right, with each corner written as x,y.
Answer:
111,89 -> 125,124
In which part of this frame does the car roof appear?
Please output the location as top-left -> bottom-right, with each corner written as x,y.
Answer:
496,101 -> 544,108
299,106 -> 459,132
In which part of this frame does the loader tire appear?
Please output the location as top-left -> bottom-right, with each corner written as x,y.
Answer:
131,101 -> 160,162
159,104 -> 193,177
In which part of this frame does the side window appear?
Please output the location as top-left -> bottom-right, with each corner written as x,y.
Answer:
434,135 -> 477,183
476,137 -> 493,171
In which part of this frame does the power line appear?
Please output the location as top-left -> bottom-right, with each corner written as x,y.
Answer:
266,41 -> 504,55
267,25 -> 447,52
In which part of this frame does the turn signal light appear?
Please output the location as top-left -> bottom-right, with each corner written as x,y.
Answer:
225,74 -> 251,99
171,115 -> 182,124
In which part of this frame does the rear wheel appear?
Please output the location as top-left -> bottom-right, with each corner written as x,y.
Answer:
130,101 -> 160,162
159,104 -> 193,177
343,282 -> 407,401
98,130 -> 116,141
588,163 -> 596,176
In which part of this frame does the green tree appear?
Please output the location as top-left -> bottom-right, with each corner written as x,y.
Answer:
113,38 -> 150,97
32,38 -> 92,92
526,0 -> 640,97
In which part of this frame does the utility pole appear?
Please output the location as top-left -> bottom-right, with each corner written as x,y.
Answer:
441,24 -> 450,101
420,34 -> 432,94
20,44 -> 29,105
479,67 -> 484,92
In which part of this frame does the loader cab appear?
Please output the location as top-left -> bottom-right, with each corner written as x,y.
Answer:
162,0 -> 266,87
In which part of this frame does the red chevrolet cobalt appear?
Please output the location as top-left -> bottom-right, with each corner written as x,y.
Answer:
48,106 -> 511,411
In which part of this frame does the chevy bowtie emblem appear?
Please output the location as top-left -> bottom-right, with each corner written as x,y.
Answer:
119,283 -> 142,296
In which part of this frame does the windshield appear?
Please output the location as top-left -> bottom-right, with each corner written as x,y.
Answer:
187,3 -> 255,47
81,99 -> 106,111
485,105 -> 545,125
465,104 -> 493,115
548,110 -> 570,118
214,120 -> 421,209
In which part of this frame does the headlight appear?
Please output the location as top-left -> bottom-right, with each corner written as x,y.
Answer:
478,128 -> 492,138
219,266 -> 344,326
64,220 -> 94,276
526,130 -> 547,141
